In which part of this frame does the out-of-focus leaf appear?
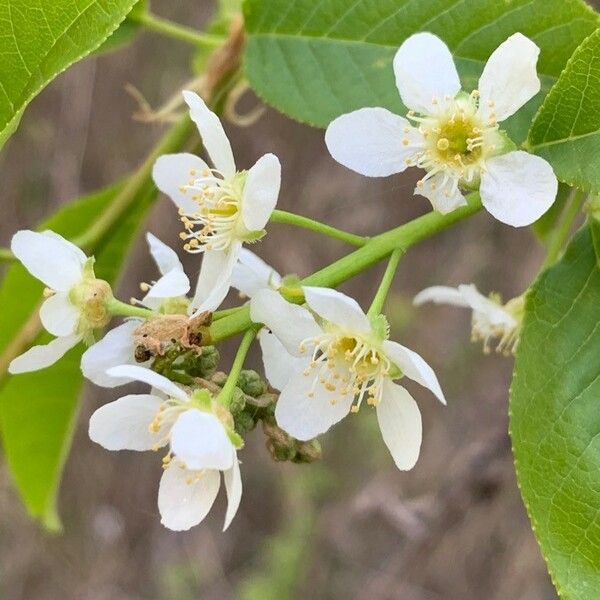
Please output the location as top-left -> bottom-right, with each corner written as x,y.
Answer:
0,181 -> 155,530
528,29 -> 600,193
510,226 -> 600,599
0,0 -> 141,149
243,0 -> 598,142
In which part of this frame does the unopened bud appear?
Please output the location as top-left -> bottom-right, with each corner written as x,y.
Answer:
237,369 -> 267,398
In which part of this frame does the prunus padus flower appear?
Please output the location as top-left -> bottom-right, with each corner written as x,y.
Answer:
152,91 -> 281,314
89,364 -> 242,531
325,33 -> 558,227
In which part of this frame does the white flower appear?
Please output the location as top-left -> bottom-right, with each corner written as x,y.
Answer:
152,91 -> 281,314
81,233 -> 191,388
414,284 -> 524,354
325,32 -> 558,227
231,248 -> 282,298
250,287 -> 445,470
88,364 -> 242,531
9,230 -> 112,374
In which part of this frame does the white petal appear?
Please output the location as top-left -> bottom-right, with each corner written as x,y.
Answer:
146,232 -> 184,275
377,381 -> 422,471
39,293 -> 79,336
11,230 -> 85,291
383,341 -> 445,404
303,287 -> 370,333
275,366 -> 354,440
478,33 -> 540,123
170,410 -> 234,470
413,286 -> 470,308
88,394 -> 167,451
393,33 -> 461,115
152,153 -> 210,214
8,334 -> 81,374
457,284 -> 517,328
231,248 -> 282,298
242,153 -> 281,231
415,173 -> 467,214
144,269 -> 190,301
81,320 -> 142,387
105,365 -> 188,400
190,245 -> 240,314
250,289 -> 321,356
258,330 -> 309,391
182,90 -> 236,179
325,108 -> 421,177
158,463 -> 221,531
223,457 -> 242,531
480,151 -> 558,227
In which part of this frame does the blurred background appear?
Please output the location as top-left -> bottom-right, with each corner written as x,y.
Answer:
0,2 -> 575,598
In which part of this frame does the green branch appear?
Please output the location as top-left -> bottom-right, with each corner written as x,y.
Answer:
270,209 -> 367,247
132,12 -> 225,48
368,248 -> 403,316
210,194 -> 483,343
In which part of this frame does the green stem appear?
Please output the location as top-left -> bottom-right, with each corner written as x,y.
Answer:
73,116 -> 194,253
107,298 -> 156,319
542,189 -> 586,269
132,12 -> 225,48
270,209 -> 367,247
213,306 -> 245,320
368,248 -> 403,316
210,194 -> 482,343
0,247 -> 13,262
217,328 -> 258,406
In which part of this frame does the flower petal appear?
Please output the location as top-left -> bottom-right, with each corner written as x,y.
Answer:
81,320 -> 142,387
303,287 -> 370,333
158,463 -> 221,531
39,293 -> 79,336
377,381 -> 422,471
457,284 -> 517,328
258,330 -> 309,391
393,32 -> 461,115
223,456 -> 242,531
231,248 -> 282,298
250,288 -> 321,356
8,333 -> 81,374
170,410 -> 234,471
146,233 -> 184,275
182,90 -> 236,178
151,153 -> 209,214
480,151 -> 558,227
478,33 -> 541,123
275,366 -> 354,440
143,269 -> 190,302
190,245 -> 240,314
242,153 -> 281,231
382,341 -> 445,404
413,286 -> 470,308
105,365 -> 188,400
88,393 -> 167,451
11,230 -> 85,291
325,108 -> 420,177
415,173 -> 467,214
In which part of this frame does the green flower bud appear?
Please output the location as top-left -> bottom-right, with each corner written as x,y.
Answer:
237,369 -> 267,398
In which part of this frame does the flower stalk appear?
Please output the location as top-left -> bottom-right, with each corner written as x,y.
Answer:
368,248 -> 403,316
217,327 -> 258,407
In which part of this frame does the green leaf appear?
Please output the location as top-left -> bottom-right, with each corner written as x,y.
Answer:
528,29 -> 600,193
94,1 -> 146,56
0,182 -> 156,530
510,226 -> 600,599
243,0 -> 598,141
0,0 -> 141,149
532,183 -> 571,243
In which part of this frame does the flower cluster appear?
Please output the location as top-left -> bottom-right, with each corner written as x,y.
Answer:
6,33 -> 550,532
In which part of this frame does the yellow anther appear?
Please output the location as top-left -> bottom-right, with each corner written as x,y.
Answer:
350,406 -> 359,414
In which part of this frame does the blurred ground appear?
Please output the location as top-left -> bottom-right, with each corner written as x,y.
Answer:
0,2 -> 570,599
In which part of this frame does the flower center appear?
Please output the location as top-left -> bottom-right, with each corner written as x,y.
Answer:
406,92 -> 503,189
178,168 -> 247,254
299,329 -> 391,412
